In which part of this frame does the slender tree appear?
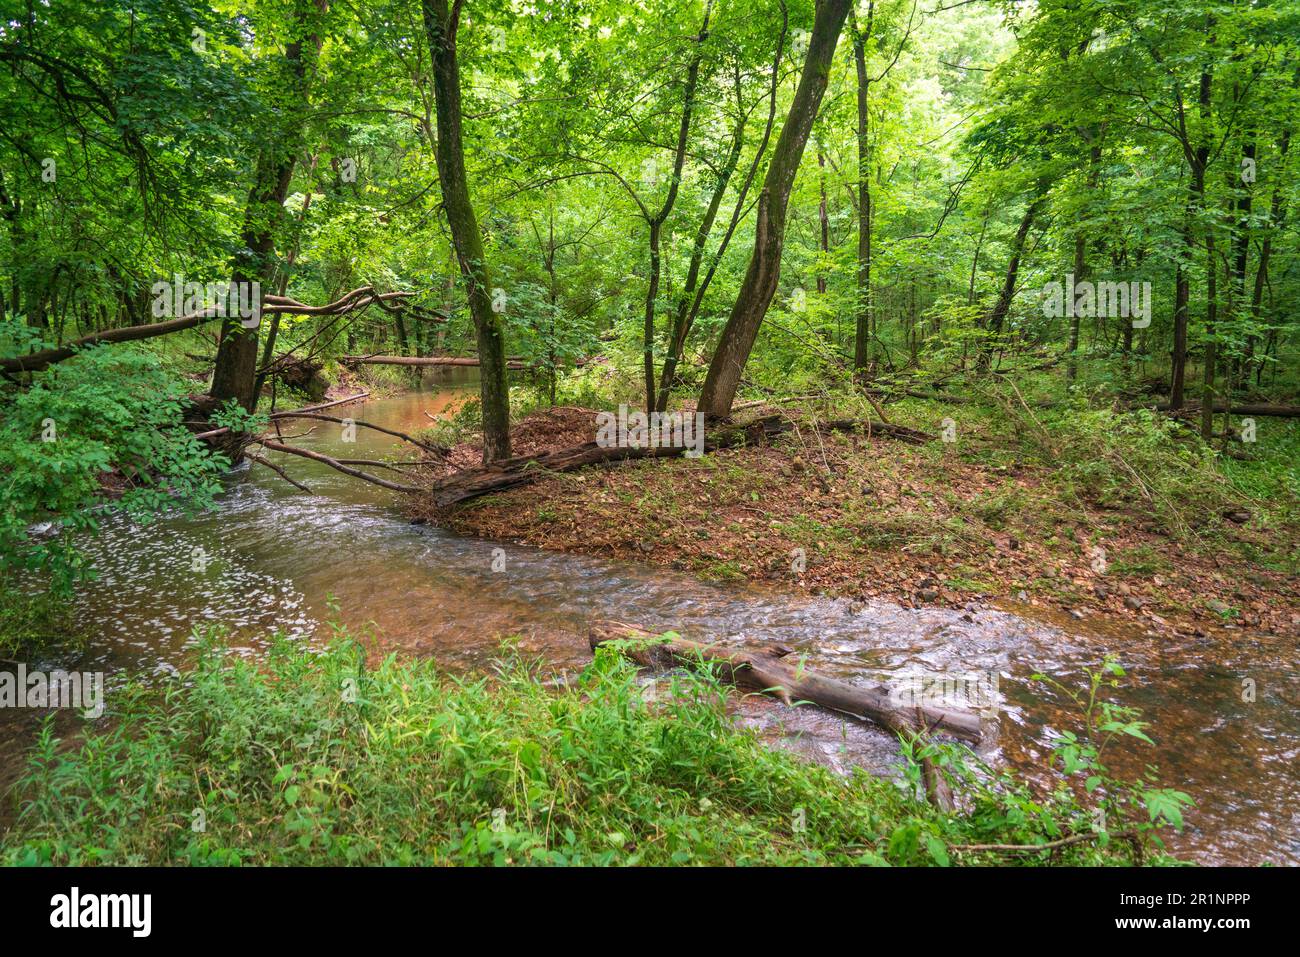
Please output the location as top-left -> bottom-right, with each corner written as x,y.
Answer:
423,0 -> 512,462
699,0 -> 854,419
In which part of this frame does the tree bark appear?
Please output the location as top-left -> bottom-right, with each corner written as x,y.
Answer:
851,5 -> 874,373
978,190 -> 1044,371
211,0 -> 324,413
698,0 -> 853,419
423,0 -> 512,463
588,621 -> 983,744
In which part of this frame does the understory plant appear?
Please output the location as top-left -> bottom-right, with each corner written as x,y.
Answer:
1,626 -> 1187,867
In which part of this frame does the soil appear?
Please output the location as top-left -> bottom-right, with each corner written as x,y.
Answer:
408,406 -> 1300,641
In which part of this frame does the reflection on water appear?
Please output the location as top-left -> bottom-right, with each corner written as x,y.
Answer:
2,378 -> 1296,865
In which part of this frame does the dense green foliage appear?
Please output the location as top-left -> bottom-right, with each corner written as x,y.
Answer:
0,0 -> 1293,870
0,321 -> 226,601
0,631 -> 1186,866
2,0 -> 1295,408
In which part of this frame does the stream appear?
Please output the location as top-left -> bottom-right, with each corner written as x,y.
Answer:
2,374 -> 1296,865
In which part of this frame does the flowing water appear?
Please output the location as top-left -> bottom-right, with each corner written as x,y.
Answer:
2,375 -> 1296,865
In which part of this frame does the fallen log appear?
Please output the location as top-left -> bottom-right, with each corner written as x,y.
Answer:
427,439 -> 690,507
267,391 -> 370,417
266,411 -> 447,456
424,413 -> 932,508
2,306 -> 226,373
342,354 -> 528,370
1153,400 -> 1300,418
256,439 -> 422,493
2,287 -> 431,374
341,354 -> 596,370
189,391 -> 372,441
587,621 -> 982,744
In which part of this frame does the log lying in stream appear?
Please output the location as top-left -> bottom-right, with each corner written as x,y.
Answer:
588,621 -> 983,745
342,354 -> 530,370
256,439 -> 423,493
342,354 -> 597,368
425,413 -> 933,508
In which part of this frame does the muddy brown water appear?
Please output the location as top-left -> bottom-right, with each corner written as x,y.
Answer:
2,377 -> 1296,865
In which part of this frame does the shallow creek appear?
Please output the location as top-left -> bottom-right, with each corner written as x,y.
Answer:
2,379 -> 1295,865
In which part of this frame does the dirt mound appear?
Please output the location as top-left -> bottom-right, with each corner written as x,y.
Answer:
442,406 -> 599,471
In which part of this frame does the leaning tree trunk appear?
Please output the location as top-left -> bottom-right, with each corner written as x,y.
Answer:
698,0 -> 853,419
424,0 -> 512,463
851,8 -> 873,374
654,110 -> 744,413
211,0 -> 323,414
978,189 -> 1043,371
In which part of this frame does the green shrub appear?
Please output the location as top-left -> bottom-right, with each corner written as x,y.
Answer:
1,630 -> 1186,866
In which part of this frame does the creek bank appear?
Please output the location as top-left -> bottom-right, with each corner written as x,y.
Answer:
408,406 -> 1300,641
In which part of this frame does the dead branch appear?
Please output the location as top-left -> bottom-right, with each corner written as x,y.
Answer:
267,412 -> 447,456
246,452 -> 312,493
255,439 -> 422,493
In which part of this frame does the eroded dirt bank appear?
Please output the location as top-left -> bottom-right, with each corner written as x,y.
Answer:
410,405 -> 1300,641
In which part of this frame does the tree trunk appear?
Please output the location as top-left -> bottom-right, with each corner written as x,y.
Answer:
212,1 -> 324,413
978,190 -> 1043,371
1170,65 -> 1213,411
588,621 -> 982,744
1068,140 -> 1102,381
424,0 -> 512,463
817,149 -> 829,296
654,108 -> 745,412
1201,231 -> 1218,440
698,0 -> 853,419
640,5 -> 710,413
851,6 -> 874,373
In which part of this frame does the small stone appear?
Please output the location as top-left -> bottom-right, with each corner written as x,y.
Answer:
1069,609 -> 1086,620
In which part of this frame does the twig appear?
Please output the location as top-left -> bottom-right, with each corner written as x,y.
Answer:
255,439 -> 422,493
247,453 -> 313,493
950,828 -> 1138,854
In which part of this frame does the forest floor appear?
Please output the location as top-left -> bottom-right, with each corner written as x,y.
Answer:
410,404 -> 1300,641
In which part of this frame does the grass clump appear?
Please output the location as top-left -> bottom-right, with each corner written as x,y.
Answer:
1,630 -> 1185,866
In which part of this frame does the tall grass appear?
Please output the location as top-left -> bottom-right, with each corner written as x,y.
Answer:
1,630 -> 1181,866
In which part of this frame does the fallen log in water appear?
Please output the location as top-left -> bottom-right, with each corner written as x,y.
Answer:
266,411 -> 447,456
256,439 -> 422,493
424,413 -> 933,508
587,621 -> 982,745
342,354 -> 529,370
342,354 -> 599,371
